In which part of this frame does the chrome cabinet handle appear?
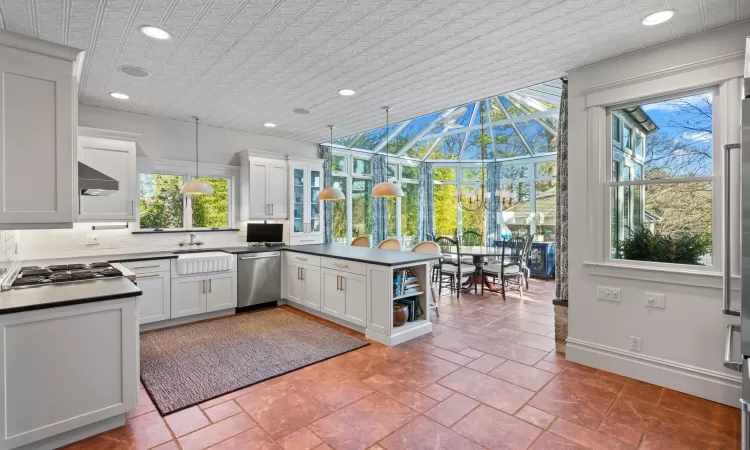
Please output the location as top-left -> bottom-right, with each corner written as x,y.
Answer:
336,275 -> 340,290
136,274 -> 160,279
333,263 -> 348,268
131,200 -> 134,215
724,324 -> 742,372
209,278 -> 212,293
132,264 -> 160,270
300,268 -> 304,281
340,276 -> 344,291
723,143 -> 741,316
201,279 -> 205,294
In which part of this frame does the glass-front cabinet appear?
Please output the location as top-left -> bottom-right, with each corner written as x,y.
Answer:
289,159 -> 325,244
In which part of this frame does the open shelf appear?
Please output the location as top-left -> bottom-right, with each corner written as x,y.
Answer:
393,291 -> 424,301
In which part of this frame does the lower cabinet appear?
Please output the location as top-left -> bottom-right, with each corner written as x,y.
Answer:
321,268 -> 366,327
0,297 -> 138,450
286,262 -> 321,310
136,272 -> 171,324
171,272 -> 237,319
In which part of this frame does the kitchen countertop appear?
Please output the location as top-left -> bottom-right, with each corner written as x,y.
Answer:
285,244 -> 440,266
106,252 -> 180,262
0,277 -> 141,315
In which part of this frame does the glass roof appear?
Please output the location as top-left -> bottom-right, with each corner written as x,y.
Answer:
328,79 -> 562,162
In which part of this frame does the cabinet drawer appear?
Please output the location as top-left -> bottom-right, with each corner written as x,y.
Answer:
120,259 -> 171,274
290,236 -> 324,246
286,252 -> 320,266
320,257 -> 366,276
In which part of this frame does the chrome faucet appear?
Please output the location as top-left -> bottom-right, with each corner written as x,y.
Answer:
179,233 -> 204,247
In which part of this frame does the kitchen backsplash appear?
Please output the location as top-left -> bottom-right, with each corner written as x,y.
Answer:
15,221 -> 289,261
0,231 -> 19,274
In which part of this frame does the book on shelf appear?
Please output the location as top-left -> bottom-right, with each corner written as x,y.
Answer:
394,297 -> 424,322
393,268 -> 422,297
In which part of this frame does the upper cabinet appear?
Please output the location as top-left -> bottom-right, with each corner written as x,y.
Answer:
238,151 -> 288,220
77,128 -> 139,222
289,159 -> 324,245
0,30 -> 81,229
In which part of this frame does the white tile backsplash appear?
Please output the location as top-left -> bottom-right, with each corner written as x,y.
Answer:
15,221 -> 289,261
0,230 -> 19,274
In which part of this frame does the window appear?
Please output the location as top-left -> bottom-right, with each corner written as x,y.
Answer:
353,158 -> 371,175
609,91 -> 715,266
612,115 -> 621,143
331,176 -> 348,243
332,155 -> 346,172
401,182 -> 419,247
138,165 -> 234,231
351,179 -> 373,239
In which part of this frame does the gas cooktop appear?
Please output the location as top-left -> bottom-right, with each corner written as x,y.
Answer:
11,262 -> 124,288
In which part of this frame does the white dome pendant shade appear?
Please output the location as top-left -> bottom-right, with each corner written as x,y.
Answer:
320,125 -> 346,201
181,117 -> 214,195
372,106 -> 403,198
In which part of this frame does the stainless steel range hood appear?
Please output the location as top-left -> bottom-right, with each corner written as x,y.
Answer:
78,162 -> 118,196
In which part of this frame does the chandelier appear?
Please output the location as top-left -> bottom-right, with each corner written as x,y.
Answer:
455,101 -> 511,212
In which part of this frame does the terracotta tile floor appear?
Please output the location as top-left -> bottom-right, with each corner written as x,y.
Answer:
64,279 -> 741,450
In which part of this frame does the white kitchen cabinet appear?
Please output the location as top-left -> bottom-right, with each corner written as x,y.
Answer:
289,159 -> 324,244
206,272 -> 236,312
286,262 -> 304,304
136,272 -> 171,324
342,272 -> 366,327
302,264 -> 321,311
171,275 -> 207,319
0,30 -> 80,229
239,152 -> 288,220
321,268 -> 346,318
77,128 -> 138,222
0,297 -> 138,450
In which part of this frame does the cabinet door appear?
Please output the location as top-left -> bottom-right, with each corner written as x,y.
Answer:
136,273 -> 170,324
0,50 -> 75,228
286,263 -> 304,304
248,159 -> 269,219
321,269 -> 345,318
78,135 -> 137,221
206,272 -> 237,312
170,275 -> 207,318
290,166 -> 305,236
268,162 -> 287,218
342,273 -> 367,327
302,264 -> 321,311
308,167 -> 323,235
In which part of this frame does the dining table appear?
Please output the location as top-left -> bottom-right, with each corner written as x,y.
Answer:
442,244 -> 512,294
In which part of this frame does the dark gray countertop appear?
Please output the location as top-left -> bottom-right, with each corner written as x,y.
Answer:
285,244 -> 440,266
0,277 -> 142,315
107,252 -> 179,263
220,245 -> 287,254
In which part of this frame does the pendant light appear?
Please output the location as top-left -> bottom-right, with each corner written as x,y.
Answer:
181,117 -> 214,195
319,125 -> 346,201
372,106 -> 404,198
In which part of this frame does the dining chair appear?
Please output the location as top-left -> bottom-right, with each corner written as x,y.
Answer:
520,233 -> 533,289
484,236 -> 528,300
377,238 -> 401,250
411,241 -> 441,316
434,236 -> 472,298
459,230 -> 483,264
351,236 -> 370,247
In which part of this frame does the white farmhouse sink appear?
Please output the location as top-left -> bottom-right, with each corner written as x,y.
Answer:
176,252 -> 234,275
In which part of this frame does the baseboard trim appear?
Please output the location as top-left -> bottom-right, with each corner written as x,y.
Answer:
566,337 -> 741,407
15,414 -> 124,450
140,308 -> 235,331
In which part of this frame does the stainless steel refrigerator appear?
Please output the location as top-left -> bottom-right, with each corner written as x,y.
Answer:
723,36 -> 750,450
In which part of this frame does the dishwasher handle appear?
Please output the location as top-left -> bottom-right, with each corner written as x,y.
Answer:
239,252 -> 280,260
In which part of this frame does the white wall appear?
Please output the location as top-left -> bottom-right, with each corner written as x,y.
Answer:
566,21 -> 749,406
78,105 -> 319,165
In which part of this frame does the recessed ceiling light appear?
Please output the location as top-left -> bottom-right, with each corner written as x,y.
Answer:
140,25 -> 171,40
109,92 -> 130,100
119,65 -> 150,78
263,123 -> 276,128
642,10 -> 675,26
293,108 -> 311,115
338,89 -> 356,96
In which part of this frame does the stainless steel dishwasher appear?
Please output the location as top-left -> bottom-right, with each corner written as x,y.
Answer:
237,251 -> 281,310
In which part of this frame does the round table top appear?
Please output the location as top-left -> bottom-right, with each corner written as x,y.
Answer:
441,246 -> 511,256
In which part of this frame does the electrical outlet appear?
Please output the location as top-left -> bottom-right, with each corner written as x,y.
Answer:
85,234 -> 100,245
597,286 -> 621,302
630,336 -> 642,352
645,292 -> 666,309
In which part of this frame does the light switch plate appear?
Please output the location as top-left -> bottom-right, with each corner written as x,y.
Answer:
85,234 -> 100,245
645,292 -> 666,309
597,286 -> 621,302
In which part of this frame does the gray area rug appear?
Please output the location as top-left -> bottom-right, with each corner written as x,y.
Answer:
140,308 -> 368,415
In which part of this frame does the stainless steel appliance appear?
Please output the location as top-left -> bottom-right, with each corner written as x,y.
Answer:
237,251 -> 281,310
1,261 -> 135,290
78,161 -> 119,196
723,36 -> 750,450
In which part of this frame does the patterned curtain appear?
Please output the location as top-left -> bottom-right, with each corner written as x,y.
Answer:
318,145 -> 333,244
555,78 -> 569,303
371,154 -> 387,244
417,162 -> 435,241
485,161 -> 502,246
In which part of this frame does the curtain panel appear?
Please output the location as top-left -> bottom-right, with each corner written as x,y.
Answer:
555,78 -> 569,303
417,162 -> 435,241
371,154 -> 387,244
485,161 -> 503,246
319,145 -> 333,244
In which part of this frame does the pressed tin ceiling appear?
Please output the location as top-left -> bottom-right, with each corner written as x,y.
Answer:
0,0 -> 746,144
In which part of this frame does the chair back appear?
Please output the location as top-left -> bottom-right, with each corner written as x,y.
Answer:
351,236 -> 370,247
377,238 -> 401,250
411,241 -> 440,255
521,234 -> 533,261
461,230 -> 483,246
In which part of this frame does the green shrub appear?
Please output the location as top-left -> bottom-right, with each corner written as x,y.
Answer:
618,227 -> 711,265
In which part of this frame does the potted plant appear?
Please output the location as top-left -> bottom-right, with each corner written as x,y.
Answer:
535,228 -> 546,242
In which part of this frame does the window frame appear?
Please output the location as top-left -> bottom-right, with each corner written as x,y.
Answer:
603,85 -> 722,271
135,158 -> 238,232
